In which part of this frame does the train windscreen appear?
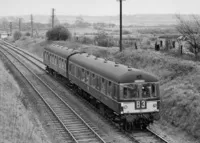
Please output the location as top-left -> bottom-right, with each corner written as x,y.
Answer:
121,83 -> 158,100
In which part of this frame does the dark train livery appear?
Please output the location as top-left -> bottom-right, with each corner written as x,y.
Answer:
43,44 -> 160,130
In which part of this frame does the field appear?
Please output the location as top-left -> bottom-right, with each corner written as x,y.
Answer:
0,58 -> 51,143
5,22 -> 200,143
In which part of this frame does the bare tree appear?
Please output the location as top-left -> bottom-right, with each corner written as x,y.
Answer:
1,18 -> 9,32
176,14 -> 200,58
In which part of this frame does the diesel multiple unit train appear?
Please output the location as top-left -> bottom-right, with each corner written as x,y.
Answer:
43,44 -> 160,130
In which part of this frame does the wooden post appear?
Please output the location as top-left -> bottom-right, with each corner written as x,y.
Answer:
31,14 -> 33,37
52,8 -> 55,28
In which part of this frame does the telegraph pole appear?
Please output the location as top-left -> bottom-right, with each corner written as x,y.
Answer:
117,0 -> 125,52
9,22 -> 12,36
19,18 -> 21,32
52,8 -> 55,28
31,14 -> 33,37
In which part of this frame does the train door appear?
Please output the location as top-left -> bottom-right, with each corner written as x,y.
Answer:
45,51 -> 49,65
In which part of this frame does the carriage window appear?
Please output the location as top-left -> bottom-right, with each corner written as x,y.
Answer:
101,78 -> 106,94
59,59 -> 62,68
52,55 -> 54,63
96,76 -> 100,90
76,66 -> 79,77
69,63 -> 72,72
91,74 -> 96,87
85,71 -> 89,84
43,51 -> 46,59
63,60 -> 66,70
46,53 -> 48,60
81,68 -> 85,81
107,81 -> 112,96
44,51 -> 46,59
63,60 -> 65,69
71,64 -> 75,75
50,55 -> 52,63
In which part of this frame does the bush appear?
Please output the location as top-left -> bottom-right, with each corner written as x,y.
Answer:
122,30 -> 131,35
20,36 -> 27,41
13,31 -> 22,41
94,31 -> 115,47
46,25 -> 71,41
25,32 -> 31,36
76,36 -> 94,44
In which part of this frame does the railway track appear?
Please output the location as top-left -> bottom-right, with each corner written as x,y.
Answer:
128,128 -> 170,143
0,40 -> 171,143
0,41 -> 107,143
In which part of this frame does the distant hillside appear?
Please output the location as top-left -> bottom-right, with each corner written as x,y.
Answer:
0,14 -> 197,26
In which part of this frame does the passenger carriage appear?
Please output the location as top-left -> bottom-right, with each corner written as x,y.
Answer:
43,44 -> 160,129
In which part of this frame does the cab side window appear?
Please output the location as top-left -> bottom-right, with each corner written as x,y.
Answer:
123,88 -> 128,98
151,84 -> 156,97
112,84 -> 118,100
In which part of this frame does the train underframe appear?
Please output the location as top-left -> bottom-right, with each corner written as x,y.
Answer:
46,66 -> 160,131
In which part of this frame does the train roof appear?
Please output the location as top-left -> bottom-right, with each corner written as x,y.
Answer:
44,44 -> 79,58
70,53 -> 158,83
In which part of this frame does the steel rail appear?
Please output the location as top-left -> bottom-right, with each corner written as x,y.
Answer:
0,44 -> 106,143
1,40 -> 171,143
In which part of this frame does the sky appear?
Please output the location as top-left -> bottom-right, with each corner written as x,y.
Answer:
0,0 -> 199,16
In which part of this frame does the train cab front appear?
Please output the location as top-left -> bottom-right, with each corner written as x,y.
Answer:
119,80 -> 160,130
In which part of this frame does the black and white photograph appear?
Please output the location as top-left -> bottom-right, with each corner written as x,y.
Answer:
0,0 -> 199,143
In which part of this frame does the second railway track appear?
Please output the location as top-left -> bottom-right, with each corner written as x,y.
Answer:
0,40 -> 171,143
0,41 -> 107,143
